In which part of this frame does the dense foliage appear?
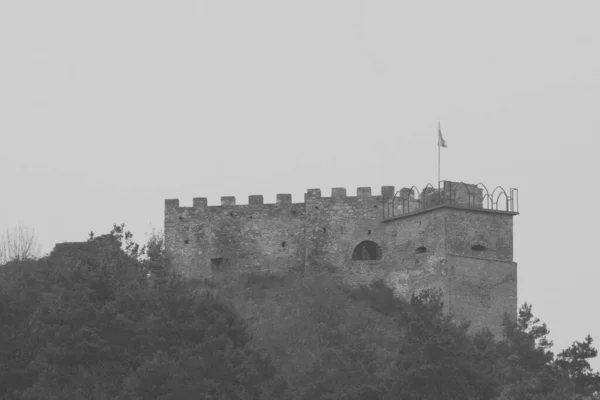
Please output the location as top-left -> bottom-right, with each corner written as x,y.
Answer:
1,225 -> 599,399
0,227 -> 284,399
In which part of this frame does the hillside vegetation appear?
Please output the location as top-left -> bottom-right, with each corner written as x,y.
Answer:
0,224 -> 599,399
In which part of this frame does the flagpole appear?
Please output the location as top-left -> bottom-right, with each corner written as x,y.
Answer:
438,121 -> 441,192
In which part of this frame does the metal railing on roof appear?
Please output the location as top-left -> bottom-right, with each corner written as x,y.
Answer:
383,182 -> 519,220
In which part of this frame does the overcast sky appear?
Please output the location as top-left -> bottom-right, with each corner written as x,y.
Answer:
1,0 -> 599,367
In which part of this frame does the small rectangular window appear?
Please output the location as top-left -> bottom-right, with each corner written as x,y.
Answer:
211,257 -> 224,270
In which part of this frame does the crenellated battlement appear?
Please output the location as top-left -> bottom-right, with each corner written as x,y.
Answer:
165,181 -> 519,217
166,186 -> 403,210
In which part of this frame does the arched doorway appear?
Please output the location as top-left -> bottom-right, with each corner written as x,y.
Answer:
352,240 -> 382,261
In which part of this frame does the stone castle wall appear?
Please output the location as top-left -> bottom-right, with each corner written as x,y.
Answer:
165,180 -> 518,336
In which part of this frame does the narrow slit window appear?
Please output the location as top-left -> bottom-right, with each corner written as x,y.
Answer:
472,243 -> 487,251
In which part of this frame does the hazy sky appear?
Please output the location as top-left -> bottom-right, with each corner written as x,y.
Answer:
2,0 -> 599,367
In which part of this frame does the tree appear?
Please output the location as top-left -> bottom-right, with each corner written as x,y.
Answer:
0,227 -> 284,399
140,227 -> 169,285
100,223 -> 168,284
390,288 -> 499,400
0,222 -> 41,264
497,304 -> 600,400
554,335 -> 600,398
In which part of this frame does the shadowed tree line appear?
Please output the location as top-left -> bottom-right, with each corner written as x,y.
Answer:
0,224 -> 599,399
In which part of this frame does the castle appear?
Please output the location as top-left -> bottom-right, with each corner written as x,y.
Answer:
165,180 -> 519,336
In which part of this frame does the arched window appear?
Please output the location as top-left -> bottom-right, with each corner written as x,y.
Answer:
352,240 -> 382,261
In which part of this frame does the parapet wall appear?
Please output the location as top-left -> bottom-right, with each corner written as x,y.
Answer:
383,181 -> 519,220
165,185 -> 399,211
165,180 -> 519,214
165,181 -> 508,223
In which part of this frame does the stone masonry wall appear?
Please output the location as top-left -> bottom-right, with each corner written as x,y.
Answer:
165,187 -> 398,280
303,186 -> 390,272
445,208 -> 513,261
447,255 -> 517,337
443,208 -> 516,336
165,181 -> 518,335
165,197 -> 306,279
381,209 -> 451,312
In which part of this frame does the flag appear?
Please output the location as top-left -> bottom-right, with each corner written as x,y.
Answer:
438,125 -> 448,148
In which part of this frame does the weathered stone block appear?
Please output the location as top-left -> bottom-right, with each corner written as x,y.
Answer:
221,196 -> 235,206
276,194 -> 292,205
357,187 -> 371,197
249,195 -> 263,205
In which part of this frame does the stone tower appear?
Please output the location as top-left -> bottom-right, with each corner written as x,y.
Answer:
165,180 -> 518,336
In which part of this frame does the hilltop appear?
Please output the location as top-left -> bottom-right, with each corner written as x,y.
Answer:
0,226 -> 598,399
